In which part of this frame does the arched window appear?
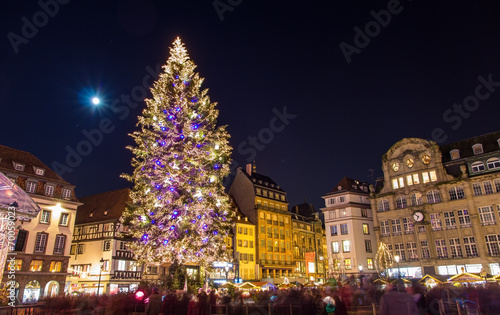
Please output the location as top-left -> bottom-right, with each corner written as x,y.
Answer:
487,158 -> 500,170
471,161 -> 485,173
377,200 -> 389,212
395,196 -> 407,209
449,187 -> 465,200
426,190 -> 441,203
410,193 -> 423,206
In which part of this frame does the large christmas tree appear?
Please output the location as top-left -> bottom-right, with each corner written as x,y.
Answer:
122,38 -> 234,268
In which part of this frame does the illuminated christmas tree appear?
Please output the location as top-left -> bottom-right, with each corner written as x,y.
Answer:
122,37 -> 234,268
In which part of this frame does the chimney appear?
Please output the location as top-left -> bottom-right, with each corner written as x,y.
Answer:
246,163 -> 252,175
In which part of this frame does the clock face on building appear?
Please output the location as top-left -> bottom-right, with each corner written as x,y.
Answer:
392,162 -> 400,172
406,158 -> 414,168
422,155 -> 431,165
413,211 -> 424,222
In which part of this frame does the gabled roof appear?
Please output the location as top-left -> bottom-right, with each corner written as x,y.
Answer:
325,177 -> 369,196
440,130 -> 500,163
0,144 -> 69,185
75,188 -> 130,225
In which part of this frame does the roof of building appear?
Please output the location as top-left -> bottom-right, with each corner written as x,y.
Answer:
324,177 -> 369,196
75,188 -> 130,225
291,202 -> 317,217
0,144 -> 69,185
242,169 -> 285,192
440,130 -> 500,163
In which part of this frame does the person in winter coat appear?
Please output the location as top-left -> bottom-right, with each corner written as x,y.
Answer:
379,282 -> 418,315
146,288 -> 163,315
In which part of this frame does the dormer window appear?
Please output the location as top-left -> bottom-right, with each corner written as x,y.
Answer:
337,186 -> 342,191
450,149 -> 460,160
103,209 -> 109,216
35,168 -> 45,176
62,189 -> 71,200
13,163 -> 25,171
472,144 -> 483,155
471,161 -> 485,173
497,138 -> 500,148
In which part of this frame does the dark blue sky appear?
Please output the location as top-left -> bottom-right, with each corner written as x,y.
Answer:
2,0 -> 500,211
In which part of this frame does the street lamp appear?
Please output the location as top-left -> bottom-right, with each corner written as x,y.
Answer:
394,255 -> 400,279
97,258 -> 104,295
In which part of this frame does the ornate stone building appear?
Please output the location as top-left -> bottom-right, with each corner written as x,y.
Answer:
0,145 -> 80,302
371,131 -> 500,278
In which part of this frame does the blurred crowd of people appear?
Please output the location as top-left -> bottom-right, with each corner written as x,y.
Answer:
34,281 -> 500,315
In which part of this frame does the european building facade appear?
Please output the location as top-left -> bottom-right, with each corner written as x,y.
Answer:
371,131 -> 500,278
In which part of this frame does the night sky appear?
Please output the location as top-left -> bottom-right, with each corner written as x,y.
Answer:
2,0 -> 500,212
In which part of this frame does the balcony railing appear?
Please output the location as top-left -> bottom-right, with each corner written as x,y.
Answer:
112,270 -> 142,279
460,223 -> 473,228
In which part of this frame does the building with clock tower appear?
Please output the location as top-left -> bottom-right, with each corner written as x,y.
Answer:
371,131 -> 500,278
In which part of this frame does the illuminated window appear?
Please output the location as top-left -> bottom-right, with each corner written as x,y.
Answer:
237,240 -> 242,247
26,181 -> 36,193
406,175 -> 413,186
14,259 -> 22,271
367,258 -> 374,270
256,188 -> 261,195
392,179 -> 399,189
342,240 -> 350,253
412,173 -> 420,185
362,224 -> 369,235
30,260 -> 43,272
422,172 -> 430,184
429,171 -> 437,182
344,259 -> 352,270
49,261 -> 62,272
398,177 -> 404,188
59,213 -> 69,226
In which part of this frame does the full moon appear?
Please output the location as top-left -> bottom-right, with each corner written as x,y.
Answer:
91,97 -> 100,105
